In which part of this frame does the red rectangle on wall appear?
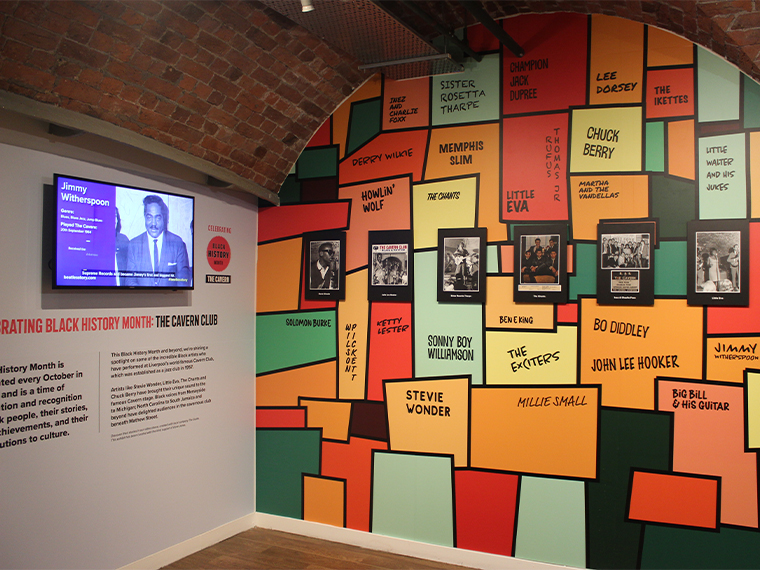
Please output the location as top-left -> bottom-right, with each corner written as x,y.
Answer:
256,407 -> 306,428
258,202 -> 350,243
628,470 -> 719,529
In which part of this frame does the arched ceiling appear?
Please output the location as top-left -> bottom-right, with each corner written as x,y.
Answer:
0,0 -> 758,204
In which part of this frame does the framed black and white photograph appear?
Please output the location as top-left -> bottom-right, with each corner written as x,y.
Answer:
437,228 -> 486,303
368,230 -> 413,302
513,224 -> 567,304
303,230 -> 346,301
597,220 -> 655,305
687,219 -> 748,306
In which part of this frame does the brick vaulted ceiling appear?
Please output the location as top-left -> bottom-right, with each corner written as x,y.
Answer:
0,1 -> 759,204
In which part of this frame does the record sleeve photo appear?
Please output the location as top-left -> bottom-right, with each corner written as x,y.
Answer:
368,230 -> 413,302
513,224 -> 567,304
597,220 -> 655,305
437,228 -> 486,303
687,219 -> 748,306
303,230 -> 346,301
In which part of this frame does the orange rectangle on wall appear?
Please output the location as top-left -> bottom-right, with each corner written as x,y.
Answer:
628,471 -> 719,529
471,386 -> 599,479
668,120 -> 695,180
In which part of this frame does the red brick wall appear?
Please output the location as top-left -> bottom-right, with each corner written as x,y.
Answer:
0,0 -> 367,194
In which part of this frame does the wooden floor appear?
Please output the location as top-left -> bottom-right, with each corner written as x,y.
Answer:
162,528 -> 476,570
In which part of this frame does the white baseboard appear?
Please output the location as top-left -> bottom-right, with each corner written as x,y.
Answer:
119,513 -> 256,570
254,512 -> 570,570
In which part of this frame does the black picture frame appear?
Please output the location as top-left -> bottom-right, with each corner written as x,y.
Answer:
513,224 -> 567,304
437,228 -> 486,303
303,230 -> 346,301
368,230 -> 413,302
597,220 -> 656,305
687,219 -> 749,306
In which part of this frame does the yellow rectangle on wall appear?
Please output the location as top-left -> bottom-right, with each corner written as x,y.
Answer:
706,336 -> 760,383
471,386 -> 599,478
339,269 -> 369,400
747,372 -> 760,449
570,107 -> 643,174
412,177 -> 479,249
485,327 -> 577,385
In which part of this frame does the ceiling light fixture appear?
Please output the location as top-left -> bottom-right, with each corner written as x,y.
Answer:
301,0 -> 314,12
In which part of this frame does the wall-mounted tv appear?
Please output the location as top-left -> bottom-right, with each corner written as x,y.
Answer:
54,174 -> 194,289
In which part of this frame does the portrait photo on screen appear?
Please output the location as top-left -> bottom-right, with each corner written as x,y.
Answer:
54,174 -> 194,289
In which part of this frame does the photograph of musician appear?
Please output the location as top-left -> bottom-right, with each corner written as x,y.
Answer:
522,247 -> 555,283
601,234 -> 650,269
443,238 -> 480,291
310,241 -> 339,290
520,249 -> 534,283
695,230 -> 740,293
727,245 -> 740,290
372,254 -> 407,286
520,234 -> 560,283
124,194 -> 191,287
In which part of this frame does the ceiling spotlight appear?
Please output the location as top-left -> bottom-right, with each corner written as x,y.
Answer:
301,0 -> 314,12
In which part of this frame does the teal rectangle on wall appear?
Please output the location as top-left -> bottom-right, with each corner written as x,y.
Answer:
697,47 -> 740,123
744,74 -> 760,128
515,477 -> 586,568
654,240 -> 687,296
413,251 -> 484,384
646,121 -> 665,172
432,54 -> 500,126
371,451 -> 455,547
698,133 -> 747,219
569,243 -> 596,300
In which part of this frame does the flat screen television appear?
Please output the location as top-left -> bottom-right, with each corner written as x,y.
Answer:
53,174 -> 194,289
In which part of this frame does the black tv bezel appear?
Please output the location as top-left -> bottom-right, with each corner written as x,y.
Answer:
52,173 -> 196,290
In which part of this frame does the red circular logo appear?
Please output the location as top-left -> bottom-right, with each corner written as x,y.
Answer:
207,236 -> 231,272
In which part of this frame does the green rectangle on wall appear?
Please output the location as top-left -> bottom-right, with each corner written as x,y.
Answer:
297,146 -> 338,179
256,311 -> 336,374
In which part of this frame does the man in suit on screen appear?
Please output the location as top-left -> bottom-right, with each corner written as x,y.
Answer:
124,194 -> 191,287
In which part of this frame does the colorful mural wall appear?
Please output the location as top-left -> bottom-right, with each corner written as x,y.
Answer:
256,13 -> 760,569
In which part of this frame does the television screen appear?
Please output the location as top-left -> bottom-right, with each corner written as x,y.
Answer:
54,174 -> 194,289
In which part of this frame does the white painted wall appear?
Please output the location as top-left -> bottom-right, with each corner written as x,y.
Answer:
0,140 -> 257,570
